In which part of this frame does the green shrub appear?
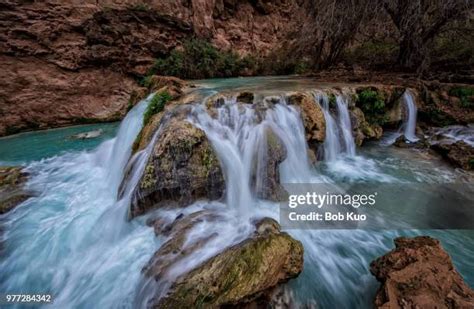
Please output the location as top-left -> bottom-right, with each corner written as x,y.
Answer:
132,3 -> 150,11
469,158 -> 474,170
449,87 -> 474,108
149,39 -> 251,79
143,91 -> 172,126
356,89 -> 387,125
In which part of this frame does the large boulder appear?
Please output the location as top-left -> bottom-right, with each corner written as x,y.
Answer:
431,140 -> 474,170
129,118 -> 225,218
286,92 -> 326,156
370,236 -> 474,308
148,217 -> 304,308
0,166 -> 30,214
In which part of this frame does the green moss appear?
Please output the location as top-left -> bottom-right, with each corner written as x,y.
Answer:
131,3 -> 150,11
140,163 -> 156,190
356,89 -> 387,125
449,87 -> 474,108
469,158 -> 474,170
328,93 -> 337,108
143,91 -> 172,126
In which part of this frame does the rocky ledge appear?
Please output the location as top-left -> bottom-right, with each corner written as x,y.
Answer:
370,236 -> 474,308
0,166 -> 30,214
144,216 -> 303,308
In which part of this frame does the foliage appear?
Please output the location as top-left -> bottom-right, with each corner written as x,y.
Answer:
143,91 -> 172,126
356,89 -> 387,125
469,158 -> 474,170
149,39 -> 255,79
344,41 -> 398,68
131,3 -> 150,11
449,87 -> 474,108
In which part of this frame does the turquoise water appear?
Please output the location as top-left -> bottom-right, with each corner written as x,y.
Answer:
0,79 -> 473,308
0,123 -> 119,165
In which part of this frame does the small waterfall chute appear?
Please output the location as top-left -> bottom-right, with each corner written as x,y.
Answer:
401,90 -> 419,142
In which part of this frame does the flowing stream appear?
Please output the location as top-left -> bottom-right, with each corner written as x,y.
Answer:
0,77 -> 473,308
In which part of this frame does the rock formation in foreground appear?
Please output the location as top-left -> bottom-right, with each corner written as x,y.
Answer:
145,216 -> 303,308
370,236 -> 474,308
0,166 -> 30,214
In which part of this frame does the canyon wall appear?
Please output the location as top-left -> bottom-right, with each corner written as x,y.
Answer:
0,0 -> 305,136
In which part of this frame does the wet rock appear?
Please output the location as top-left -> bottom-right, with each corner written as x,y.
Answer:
237,91 -> 255,104
253,129 -> 288,201
350,107 -> 383,146
286,92 -> 326,157
370,236 -> 474,309
70,129 -> 103,140
151,217 -> 304,308
431,141 -> 474,170
129,118 -> 225,218
0,166 -> 30,214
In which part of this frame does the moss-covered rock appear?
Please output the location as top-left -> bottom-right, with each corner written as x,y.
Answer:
0,166 -> 30,214
350,107 -> 383,146
286,92 -> 325,157
129,118 -> 225,218
150,217 -> 304,308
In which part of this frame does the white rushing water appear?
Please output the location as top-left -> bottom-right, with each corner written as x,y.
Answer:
1,80 -> 472,309
0,97 -> 158,308
313,92 -> 356,160
401,90 -> 419,142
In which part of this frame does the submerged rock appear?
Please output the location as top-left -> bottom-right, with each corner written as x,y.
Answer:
129,118 -> 225,218
370,236 -> 474,308
431,140 -> 474,170
0,166 -> 30,214
150,217 -> 304,308
286,92 -> 326,156
70,129 -> 103,140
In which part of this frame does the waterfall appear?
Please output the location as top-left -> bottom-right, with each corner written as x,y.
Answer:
401,90 -> 419,142
313,92 -> 356,160
188,95 -> 315,215
336,96 -> 356,156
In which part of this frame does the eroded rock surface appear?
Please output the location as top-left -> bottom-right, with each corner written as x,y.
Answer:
149,217 -> 304,308
431,140 -> 474,170
370,236 -> 474,309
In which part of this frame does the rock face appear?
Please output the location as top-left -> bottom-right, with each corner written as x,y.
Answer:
431,141 -> 474,170
287,92 -> 326,156
149,217 -> 304,308
129,117 -> 225,218
0,0 -> 306,136
0,166 -> 30,214
370,236 -> 474,309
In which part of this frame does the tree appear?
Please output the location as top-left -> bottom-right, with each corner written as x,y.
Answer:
382,0 -> 472,72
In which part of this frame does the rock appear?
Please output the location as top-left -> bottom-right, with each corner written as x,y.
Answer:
129,117 -> 225,218
287,92 -> 326,157
70,129 -> 103,140
253,128 -> 288,201
370,236 -> 474,309
150,217 -> 304,308
0,166 -> 30,214
431,141 -> 474,170
0,1 -> 308,136
350,106 -> 383,146
237,91 -> 254,104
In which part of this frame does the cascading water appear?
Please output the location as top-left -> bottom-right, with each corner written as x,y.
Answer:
0,96 -> 158,308
313,92 -> 356,160
401,90 -> 419,142
1,76 -> 473,309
